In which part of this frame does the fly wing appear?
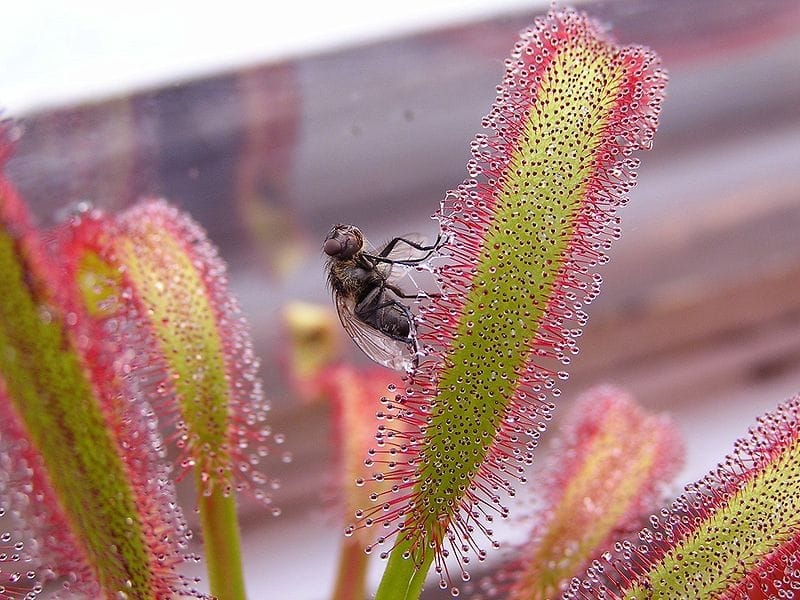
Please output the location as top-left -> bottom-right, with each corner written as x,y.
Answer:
334,292 -> 416,372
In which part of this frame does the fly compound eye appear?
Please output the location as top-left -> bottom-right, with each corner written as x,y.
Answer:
324,238 -> 343,256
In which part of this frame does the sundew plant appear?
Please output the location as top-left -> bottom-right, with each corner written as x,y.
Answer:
2,6 -> 800,600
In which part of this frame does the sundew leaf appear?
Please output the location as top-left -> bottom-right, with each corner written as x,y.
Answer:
0,149 -> 201,598
60,200 -> 283,505
487,387 -> 684,600
565,392 -> 800,600
359,8 -> 668,593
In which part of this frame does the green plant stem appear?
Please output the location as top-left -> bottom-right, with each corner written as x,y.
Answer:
197,476 -> 247,600
374,537 -> 435,600
331,537 -> 369,600
406,560 -> 433,600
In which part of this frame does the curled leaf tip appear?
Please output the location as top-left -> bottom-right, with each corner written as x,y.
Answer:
360,7 -> 667,591
566,392 -> 800,599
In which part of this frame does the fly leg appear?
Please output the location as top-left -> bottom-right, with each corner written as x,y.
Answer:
376,233 -> 443,257
366,233 -> 445,266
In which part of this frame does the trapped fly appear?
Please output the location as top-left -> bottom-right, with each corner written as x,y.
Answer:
323,224 -> 441,372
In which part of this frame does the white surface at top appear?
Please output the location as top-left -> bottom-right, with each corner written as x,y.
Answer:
1,0 -> 550,114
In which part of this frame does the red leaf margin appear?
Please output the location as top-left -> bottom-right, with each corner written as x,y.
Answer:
354,7 -> 668,588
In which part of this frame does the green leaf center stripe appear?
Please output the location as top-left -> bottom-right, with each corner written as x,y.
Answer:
0,229 -> 152,597
417,43 -> 625,534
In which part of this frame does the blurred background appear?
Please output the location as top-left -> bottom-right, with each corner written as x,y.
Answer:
3,0 -> 800,597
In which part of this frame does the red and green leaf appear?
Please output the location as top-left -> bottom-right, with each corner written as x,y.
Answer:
499,386 -> 684,600
565,393 -> 800,599
0,145 -> 199,598
361,8 -> 668,595
60,200 -> 282,504
57,200 -> 285,599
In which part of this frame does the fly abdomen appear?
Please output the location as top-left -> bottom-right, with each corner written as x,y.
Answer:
354,287 -> 412,341
374,303 -> 411,339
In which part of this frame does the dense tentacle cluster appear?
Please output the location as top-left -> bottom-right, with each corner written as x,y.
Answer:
476,387 -> 684,600
1,160 -> 202,597
350,8 -> 667,590
59,201 -> 285,507
565,393 -> 800,599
